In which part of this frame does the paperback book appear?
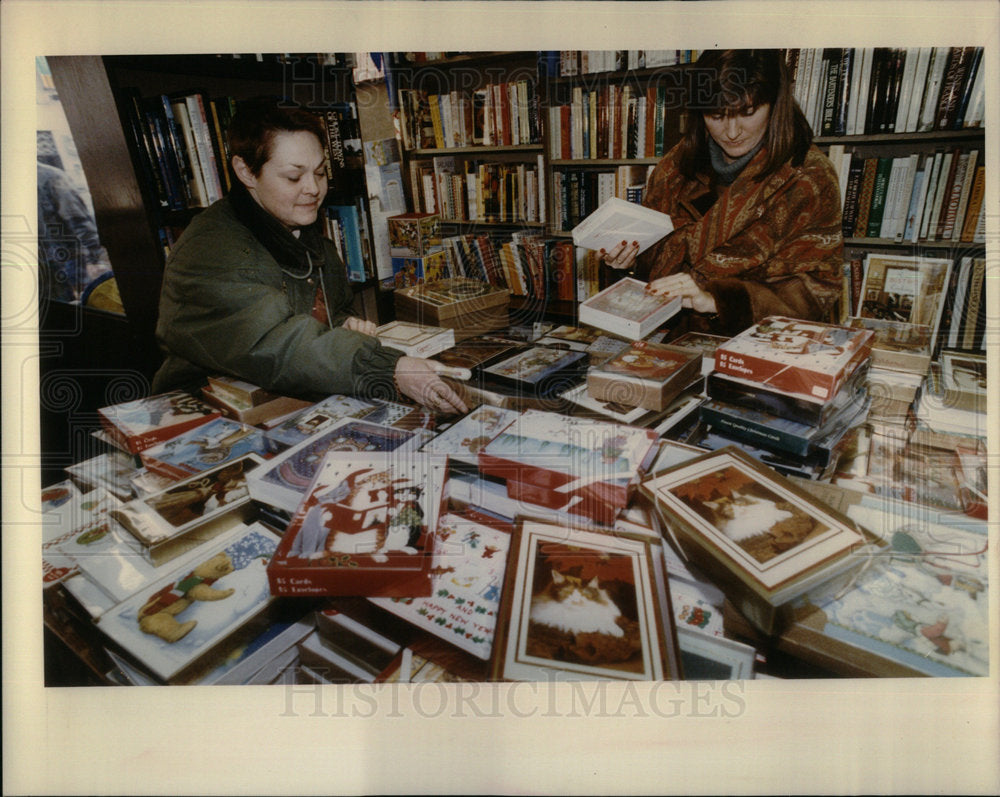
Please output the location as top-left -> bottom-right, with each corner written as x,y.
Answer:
586,340 -> 701,411
713,316 -> 874,402
267,451 -> 448,597
98,390 -> 221,454
578,277 -> 682,340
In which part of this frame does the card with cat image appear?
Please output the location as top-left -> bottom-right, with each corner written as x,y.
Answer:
490,520 -> 681,681
641,446 -> 874,635
267,451 -> 448,598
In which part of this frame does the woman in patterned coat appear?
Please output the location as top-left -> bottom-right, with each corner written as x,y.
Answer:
603,49 -> 843,335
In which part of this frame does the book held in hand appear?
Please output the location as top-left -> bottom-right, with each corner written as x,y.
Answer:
586,340 -> 702,412
571,196 -> 674,254
713,316 -> 874,403
578,277 -> 682,340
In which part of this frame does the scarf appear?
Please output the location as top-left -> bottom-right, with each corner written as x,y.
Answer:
708,138 -> 765,186
227,180 -> 327,279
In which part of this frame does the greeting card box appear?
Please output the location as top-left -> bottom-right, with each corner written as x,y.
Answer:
267,451 -> 448,597
370,511 -> 513,660
391,250 -> 450,288
936,351 -> 986,414
571,196 -> 674,255
713,316 -> 874,403
248,417 -> 419,515
139,417 -> 270,480
262,393 -> 381,452
111,454 -> 263,566
419,404 -> 522,465
205,375 -> 279,410
387,211 -> 442,256
578,277 -> 682,340
98,390 -> 221,454
489,518 -> 681,681
42,487 -> 123,589
375,320 -> 456,359
477,410 -> 660,523
394,278 -> 510,340
847,317 -> 934,375
854,253 -> 952,355
478,346 -> 589,399
201,386 -> 312,428
94,522 -> 280,683
586,340 -> 701,411
665,331 -> 731,376
641,446 -> 873,636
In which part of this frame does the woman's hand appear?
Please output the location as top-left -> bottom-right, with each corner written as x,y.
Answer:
601,240 -> 640,270
394,356 -> 469,415
646,272 -> 718,314
342,316 -> 378,336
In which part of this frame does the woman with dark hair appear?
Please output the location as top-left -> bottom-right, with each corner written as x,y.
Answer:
603,49 -> 843,335
153,99 -> 466,414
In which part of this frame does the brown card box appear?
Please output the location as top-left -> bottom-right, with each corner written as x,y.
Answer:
394,278 -> 510,341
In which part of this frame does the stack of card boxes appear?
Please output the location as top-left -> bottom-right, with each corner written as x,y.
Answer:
388,212 -> 445,288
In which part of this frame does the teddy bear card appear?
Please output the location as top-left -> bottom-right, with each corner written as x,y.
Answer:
94,522 -> 281,683
267,451 -> 448,598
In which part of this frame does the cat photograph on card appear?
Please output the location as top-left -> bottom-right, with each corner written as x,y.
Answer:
524,540 -> 644,673
673,464 -> 830,565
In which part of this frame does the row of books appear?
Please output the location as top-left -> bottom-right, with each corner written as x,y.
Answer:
833,145 -> 985,244
552,164 -> 654,231
323,200 -> 375,283
540,50 -> 702,77
412,155 -> 546,224
546,83 -> 681,161
396,81 -> 541,152
787,47 -> 984,138
122,88 -> 365,214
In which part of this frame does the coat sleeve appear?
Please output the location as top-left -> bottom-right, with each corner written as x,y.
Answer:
155,211 -> 402,399
700,157 -> 844,334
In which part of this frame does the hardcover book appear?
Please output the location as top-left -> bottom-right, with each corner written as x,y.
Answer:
94,522 -> 280,683
586,340 -> 701,411
641,446 -> 873,635
571,196 -> 674,254
370,511 -> 514,660
490,519 -> 681,681
374,320 -> 456,358
578,277 -> 682,340
477,409 -> 660,524
98,390 -> 221,454
713,316 -> 874,403
855,253 -> 952,354
266,451 -> 448,598
139,417 -> 270,480
247,417 -> 419,514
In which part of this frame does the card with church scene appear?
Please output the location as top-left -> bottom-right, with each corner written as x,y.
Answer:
267,451 -> 448,598
490,519 -> 680,681
370,511 -> 513,659
94,522 -> 281,683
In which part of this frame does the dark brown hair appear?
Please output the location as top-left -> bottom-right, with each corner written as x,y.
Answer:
227,98 -> 326,176
677,49 -> 812,181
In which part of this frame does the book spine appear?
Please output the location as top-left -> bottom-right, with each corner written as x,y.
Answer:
865,157 -> 893,238
948,150 -> 978,241
922,150 -> 954,241
935,47 -> 973,130
962,258 -> 986,351
902,47 -> 933,132
853,157 -> 878,237
917,47 -> 949,132
940,151 -> 972,240
840,154 -> 864,237
959,165 -> 986,242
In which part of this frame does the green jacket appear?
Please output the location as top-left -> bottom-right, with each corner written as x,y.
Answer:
152,195 -> 402,399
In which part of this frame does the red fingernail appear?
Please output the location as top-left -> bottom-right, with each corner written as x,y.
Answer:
632,241 -> 639,247
621,240 -> 627,246
599,248 -> 606,254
